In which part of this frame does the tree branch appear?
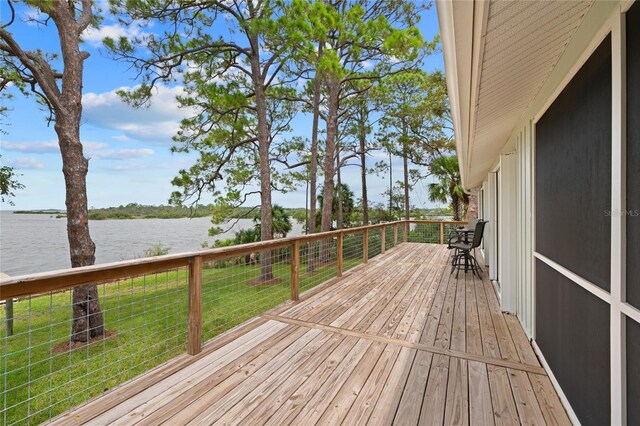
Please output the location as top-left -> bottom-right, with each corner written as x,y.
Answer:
0,30 -> 64,113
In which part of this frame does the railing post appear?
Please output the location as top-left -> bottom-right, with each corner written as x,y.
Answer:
337,232 -> 343,277
188,256 -> 203,356
291,240 -> 300,301
1,273 -> 13,337
381,226 -> 386,254
439,222 -> 445,244
394,224 -> 398,247
363,228 -> 369,264
404,221 -> 409,242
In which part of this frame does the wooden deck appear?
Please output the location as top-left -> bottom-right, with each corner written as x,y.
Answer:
53,243 -> 570,425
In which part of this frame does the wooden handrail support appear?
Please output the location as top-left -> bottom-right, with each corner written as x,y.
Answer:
291,240 -> 300,300
0,220 -> 466,301
440,222 -> 445,244
394,224 -> 398,246
381,226 -> 386,254
336,232 -> 344,277
187,256 -> 203,355
363,229 -> 369,264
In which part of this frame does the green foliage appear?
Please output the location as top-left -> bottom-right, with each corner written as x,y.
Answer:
317,183 -> 356,228
427,155 -> 468,221
375,69 -> 453,168
234,228 -> 260,245
86,203 -> 215,220
107,1 -> 311,242
0,156 -> 24,205
253,204 -> 293,238
380,181 -> 406,215
142,243 -> 171,257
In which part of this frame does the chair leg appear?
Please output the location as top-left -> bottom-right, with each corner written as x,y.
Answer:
472,249 -> 483,273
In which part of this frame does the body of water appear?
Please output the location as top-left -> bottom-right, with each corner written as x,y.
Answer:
0,211 -> 304,276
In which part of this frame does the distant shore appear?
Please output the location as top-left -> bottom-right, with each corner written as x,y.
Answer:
10,204 -> 453,221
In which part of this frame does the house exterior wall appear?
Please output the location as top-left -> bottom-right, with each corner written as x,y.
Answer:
534,34 -> 613,425
470,1 -> 638,424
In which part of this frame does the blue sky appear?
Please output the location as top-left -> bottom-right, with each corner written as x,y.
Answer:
0,1 -> 445,211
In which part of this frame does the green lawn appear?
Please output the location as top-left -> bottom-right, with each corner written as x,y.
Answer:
1,256 -> 361,426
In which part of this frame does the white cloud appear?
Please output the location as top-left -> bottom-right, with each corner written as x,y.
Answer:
5,157 -> 45,170
1,140 -> 153,161
82,85 -> 192,144
82,23 -> 146,47
89,148 -> 154,160
1,140 -> 58,154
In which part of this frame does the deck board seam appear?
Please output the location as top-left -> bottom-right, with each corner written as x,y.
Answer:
261,314 -> 547,375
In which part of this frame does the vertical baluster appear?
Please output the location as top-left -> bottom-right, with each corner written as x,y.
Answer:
337,233 -> 343,277
291,240 -> 300,301
363,229 -> 369,264
188,256 -> 202,355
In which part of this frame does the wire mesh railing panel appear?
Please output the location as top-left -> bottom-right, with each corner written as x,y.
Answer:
408,223 -> 441,243
342,233 -> 364,274
367,229 -> 382,260
299,238 -> 337,294
0,220 -> 468,426
201,248 -> 291,343
1,268 -> 188,426
384,225 -> 395,251
400,223 -> 408,243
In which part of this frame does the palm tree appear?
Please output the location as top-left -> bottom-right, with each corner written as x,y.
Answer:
254,205 -> 292,238
427,155 -> 469,221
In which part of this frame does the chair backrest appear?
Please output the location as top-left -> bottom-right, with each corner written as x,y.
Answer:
466,218 -> 478,231
470,220 -> 487,248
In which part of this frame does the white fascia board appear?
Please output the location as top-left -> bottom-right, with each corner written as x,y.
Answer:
436,0 -> 475,189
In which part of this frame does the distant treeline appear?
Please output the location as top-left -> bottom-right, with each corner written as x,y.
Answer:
14,204 -> 215,220
13,204 -> 452,221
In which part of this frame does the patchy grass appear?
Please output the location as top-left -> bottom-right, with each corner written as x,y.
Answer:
1,257 -> 360,425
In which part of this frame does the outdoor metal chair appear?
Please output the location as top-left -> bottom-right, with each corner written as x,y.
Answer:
450,220 -> 487,278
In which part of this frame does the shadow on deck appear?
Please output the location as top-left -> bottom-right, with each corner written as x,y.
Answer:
52,243 -> 569,425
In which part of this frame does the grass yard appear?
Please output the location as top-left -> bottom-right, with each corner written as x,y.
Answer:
1,255 -> 361,426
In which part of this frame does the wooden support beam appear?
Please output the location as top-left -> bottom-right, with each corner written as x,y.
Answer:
336,233 -> 343,277
394,224 -> 398,246
404,222 -> 409,242
381,226 -> 386,254
291,240 -> 300,300
363,229 -> 369,264
1,273 -> 12,337
187,256 -> 203,355
440,222 -> 445,245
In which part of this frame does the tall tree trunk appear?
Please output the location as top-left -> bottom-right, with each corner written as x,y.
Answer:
307,45 -> 322,273
403,147 -> 410,220
388,149 -> 393,217
320,76 -> 339,263
452,196 -> 461,221
336,148 -> 343,229
250,41 -> 273,281
2,1 -> 105,343
359,122 -> 368,225
466,187 -> 480,221
58,123 -> 104,342
51,4 -> 104,343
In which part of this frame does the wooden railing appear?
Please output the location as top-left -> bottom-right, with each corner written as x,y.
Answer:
0,219 -> 465,425
0,220 -> 465,356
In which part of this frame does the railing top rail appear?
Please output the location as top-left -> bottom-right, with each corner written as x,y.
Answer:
0,219 -> 465,299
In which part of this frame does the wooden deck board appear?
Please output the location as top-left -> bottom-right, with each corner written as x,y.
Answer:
53,243 -> 569,426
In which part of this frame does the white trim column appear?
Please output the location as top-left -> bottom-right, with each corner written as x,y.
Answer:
610,7 -> 626,425
499,153 -> 518,314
